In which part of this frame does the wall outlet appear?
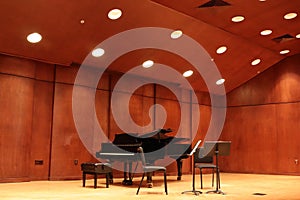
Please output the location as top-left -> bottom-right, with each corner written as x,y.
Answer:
74,159 -> 78,165
35,160 -> 43,165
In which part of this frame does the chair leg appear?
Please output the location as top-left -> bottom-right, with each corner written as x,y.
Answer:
136,173 -> 145,195
200,169 -> 203,189
94,174 -> 97,189
82,172 -> 86,187
164,171 -> 168,195
105,173 -> 109,188
212,169 -> 214,187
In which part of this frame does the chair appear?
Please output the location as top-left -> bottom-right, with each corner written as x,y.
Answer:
194,147 -> 219,189
136,147 -> 168,195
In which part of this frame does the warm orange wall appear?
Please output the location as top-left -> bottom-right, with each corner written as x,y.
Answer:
220,54 -> 300,175
0,54 -> 212,182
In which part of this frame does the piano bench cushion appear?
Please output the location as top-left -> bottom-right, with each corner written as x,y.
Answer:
81,162 -> 112,174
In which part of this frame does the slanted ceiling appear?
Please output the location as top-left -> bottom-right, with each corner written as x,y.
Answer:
0,0 -> 299,93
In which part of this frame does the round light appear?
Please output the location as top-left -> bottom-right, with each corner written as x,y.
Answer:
26,32 -> 42,43
251,58 -> 261,66
280,49 -> 290,55
284,12 -> 297,20
231,16 -> 245,23
171,30 -> 183,39
296,33 -> 300,39
80,19 -> 85,24
183,70 -> 193,77
216,78 -> 225,85
108,8 -> 122,20
260,29 -> 272,36
92,48 -> 105,57
142,60 -> 154,68
216,46 -> 227,54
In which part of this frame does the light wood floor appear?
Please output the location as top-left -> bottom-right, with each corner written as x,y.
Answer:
0,173 -> 300,200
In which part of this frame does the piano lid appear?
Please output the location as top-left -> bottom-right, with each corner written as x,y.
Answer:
138,128 -> 173,139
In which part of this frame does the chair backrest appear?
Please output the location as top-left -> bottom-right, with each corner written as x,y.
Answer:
194,147 -> 213,163
137,147 -> 147,166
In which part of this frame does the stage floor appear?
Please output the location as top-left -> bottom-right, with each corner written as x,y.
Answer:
0,173 -> 299,200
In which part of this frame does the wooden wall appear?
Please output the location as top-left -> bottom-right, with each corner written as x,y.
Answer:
2,52 -> 300,182
0,53 -> 211,182
220,54 -> 300,175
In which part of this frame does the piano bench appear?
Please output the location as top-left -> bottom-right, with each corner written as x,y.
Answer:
81,162 -> 112,189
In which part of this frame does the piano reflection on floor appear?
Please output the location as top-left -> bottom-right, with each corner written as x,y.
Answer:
96,128 -> 191,186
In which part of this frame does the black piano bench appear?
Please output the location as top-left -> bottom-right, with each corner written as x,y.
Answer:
81,162 -> 112,189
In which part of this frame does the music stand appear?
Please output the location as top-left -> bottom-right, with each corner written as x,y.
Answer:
204,141 -> 231,195
182,140 -> 202,195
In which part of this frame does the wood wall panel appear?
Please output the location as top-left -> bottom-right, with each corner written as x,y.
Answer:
222,54 -> 300,175
50,83 -> 95,180
29,80 -> 54,180
220,105 -> 277,173
0,54 -> 36,78
276,103 -> 300,174
0,74 -> 34,182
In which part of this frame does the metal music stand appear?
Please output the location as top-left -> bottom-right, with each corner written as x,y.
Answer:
204,141 -> 231,195
182,140 -> 202,195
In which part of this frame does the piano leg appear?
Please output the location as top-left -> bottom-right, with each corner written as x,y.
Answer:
176,158 -> 183,180
146,172 -> 153,188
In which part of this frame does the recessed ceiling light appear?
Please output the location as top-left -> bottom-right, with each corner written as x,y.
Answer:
92,48 -> 105,57
108,8 -> 122,20
259,0 -> 266,2
171,30 -> 183,39
80,19 -> 85,24
27,32 -> 42,43
260,29 -> 272,36
183,70 -> 193,77
280,49 -> 290,55
284,12 -> 297,20
142,60 -> 154,68
296,33 -> 300,39
216,78 -> 225,85
216,46 -> 227,54
231,16 -> 245,23
251,58 -> 261,66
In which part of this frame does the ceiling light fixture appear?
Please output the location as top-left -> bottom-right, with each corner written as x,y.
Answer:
80,19 -> 85,24
296,33 -> 300,39
27,32 -> 42,43
183,70 -> 193,77
171,30 -> 183,39
284,12 -> 297,20
142,60 -> 154,68
216,46 -> 227,54
260,29 -> 272,36
216,78 -> 225,85
280,49 -> 290,55
108,8 -> 122,20
251,58 -> 261,66
231,15 -> 245,22
92,48 -> 105,57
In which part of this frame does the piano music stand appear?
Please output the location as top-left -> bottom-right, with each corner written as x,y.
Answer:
182,140 -> 202,196
204,141 -> 231,195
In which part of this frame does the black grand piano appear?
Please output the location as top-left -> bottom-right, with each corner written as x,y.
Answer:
96,128 -> 191,185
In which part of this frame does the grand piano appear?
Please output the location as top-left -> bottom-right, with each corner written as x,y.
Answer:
96,128 -> 191,185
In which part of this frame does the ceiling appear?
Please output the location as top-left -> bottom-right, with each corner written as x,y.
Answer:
0,0 -> 299,93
